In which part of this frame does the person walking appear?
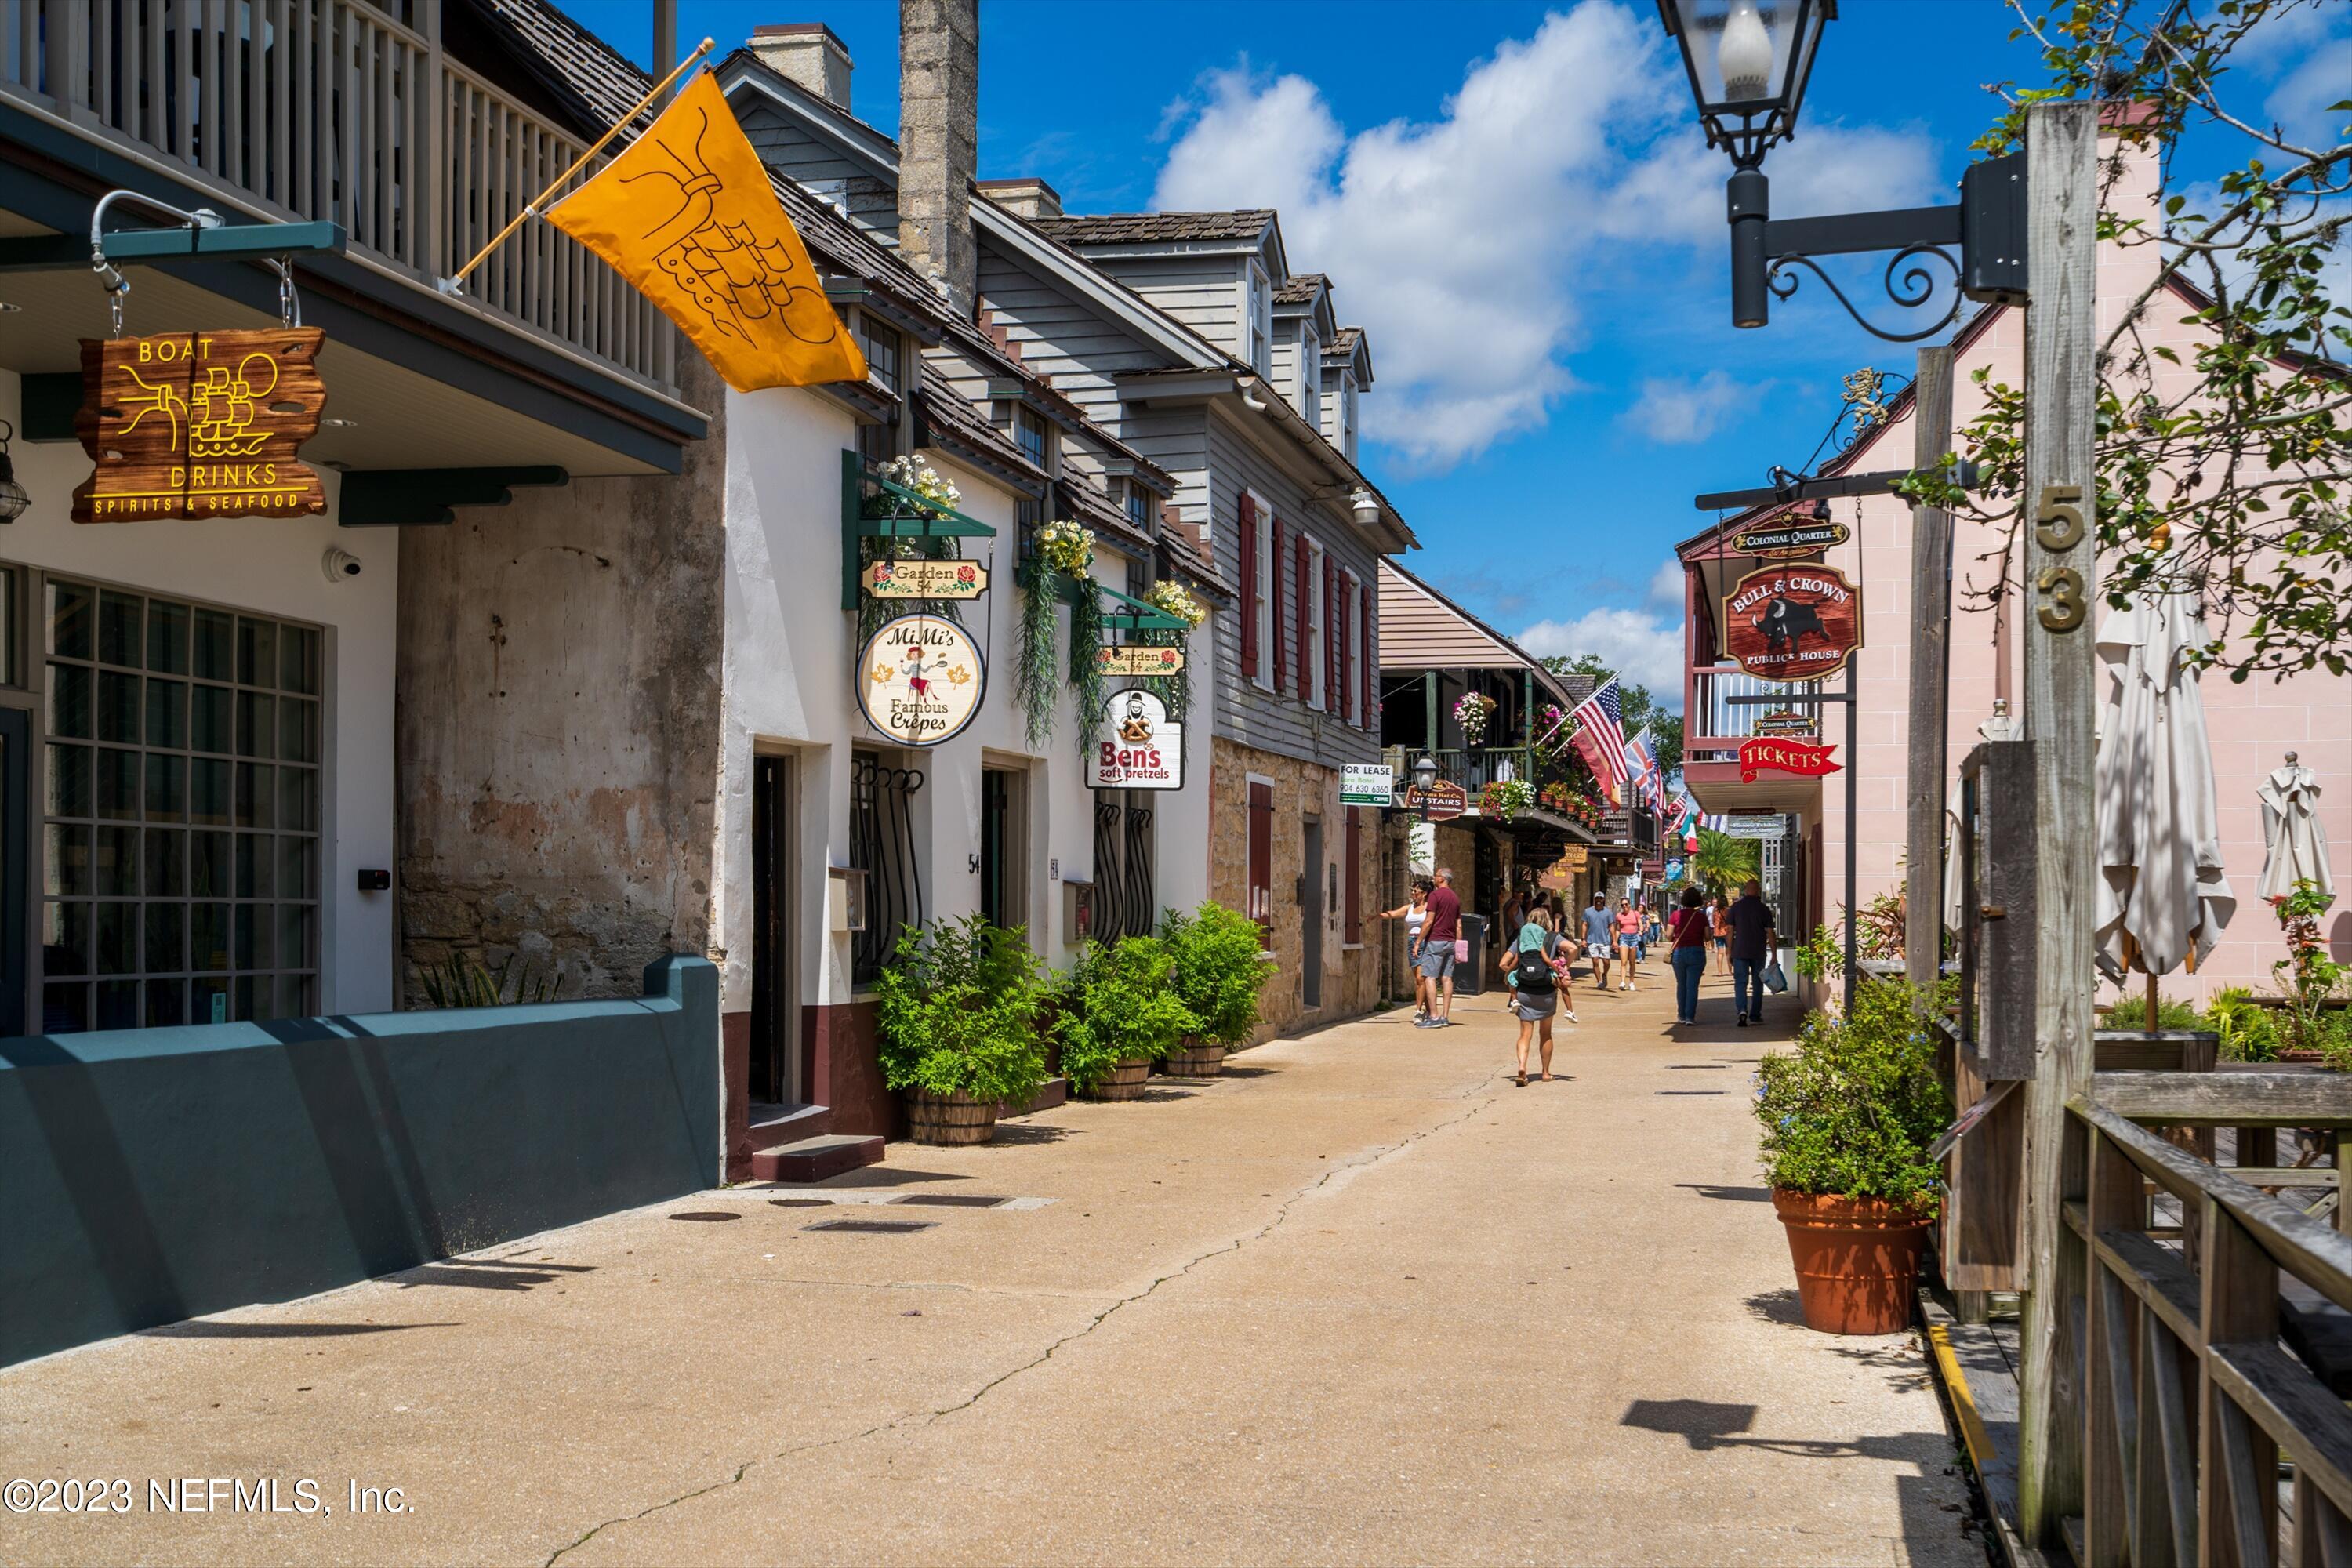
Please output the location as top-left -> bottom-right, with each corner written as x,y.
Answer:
1726,878 -> 1777,1026
1668,887 -> 1711,1025
1614,898 -> 1643,993
1414,867 -> 1464,1029
1579,893 -> 1615,993
1710,894 -> 1733,976
1378,880 -> 1432,1022
1500,906 -> 1566,1085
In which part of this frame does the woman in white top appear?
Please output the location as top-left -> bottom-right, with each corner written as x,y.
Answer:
1379,880 -> 1435,1022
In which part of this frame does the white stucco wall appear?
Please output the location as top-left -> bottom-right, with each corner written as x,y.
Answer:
0,370 -> 399,1022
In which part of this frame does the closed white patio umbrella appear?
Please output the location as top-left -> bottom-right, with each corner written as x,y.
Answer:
2258,752 -> 2334,904
2094,583 -> 2234,993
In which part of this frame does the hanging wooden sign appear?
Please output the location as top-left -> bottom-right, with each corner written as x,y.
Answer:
856,614 -> 985,747
1403,781 -> 1468,822
865,559 -> 988,600
1723,563 -> 1863,681
1096,644 -> 1186,677
1738,737 -> 1842,782
71,328 -> 328,524
1732,519 -> 1850,558
1093,688 -> 1184,791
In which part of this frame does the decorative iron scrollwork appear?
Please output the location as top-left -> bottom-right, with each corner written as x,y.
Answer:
1765,243 -> 1963,344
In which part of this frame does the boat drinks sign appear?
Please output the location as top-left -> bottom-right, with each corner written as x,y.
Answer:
1724,564 -> 1862,681
858,614 -> 984,747
72,328 -> 328,523
1094,688 -> 1183,790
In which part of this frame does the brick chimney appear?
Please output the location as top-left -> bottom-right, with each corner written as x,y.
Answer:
750,24 -> 852,110
898,0 -> 978,318
976,177 -> 1062,222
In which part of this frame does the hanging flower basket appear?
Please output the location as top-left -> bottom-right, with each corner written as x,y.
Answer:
873,454 -> 962,520
1144,579 -> 1208,629
1482,779 -> 1534,822
1039,520 -> 1095,579
1454,692 -> 1497,747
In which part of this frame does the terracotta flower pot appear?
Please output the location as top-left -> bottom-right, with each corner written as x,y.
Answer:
904,1087 -> 1000,1146
1772,1189 -> 1932,1335
1161,1038 -> 1226,1077
1076,1057 -> 1152,1101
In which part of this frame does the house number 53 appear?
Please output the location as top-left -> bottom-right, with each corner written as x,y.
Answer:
2034,483 -> 2087,633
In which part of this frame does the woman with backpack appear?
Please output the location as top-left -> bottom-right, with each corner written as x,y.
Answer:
1500,906 -> 1570,1086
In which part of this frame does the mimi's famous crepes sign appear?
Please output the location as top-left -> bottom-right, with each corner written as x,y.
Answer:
858,613 -> 985,747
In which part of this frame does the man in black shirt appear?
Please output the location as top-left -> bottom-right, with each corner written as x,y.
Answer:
1726,879 -> 1776,1026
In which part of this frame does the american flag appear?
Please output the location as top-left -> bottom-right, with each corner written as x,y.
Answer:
1567,679 -> 1628,804
1627,731 -> 1670,816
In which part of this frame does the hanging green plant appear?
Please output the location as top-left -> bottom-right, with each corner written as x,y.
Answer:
1143,579 -> 1207,630
1015,563 -> 1059,750
1038,519 -> 1095,578
1069,580 -> 1105,767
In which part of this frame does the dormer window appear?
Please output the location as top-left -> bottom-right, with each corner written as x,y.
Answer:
1300,329 -> 1322,427
1341,379 -> 1359,463
853,314 -> 906,466
1244,263 -> 1272,377
1124,481 -> 1152,531
1014,405 -> 1053,472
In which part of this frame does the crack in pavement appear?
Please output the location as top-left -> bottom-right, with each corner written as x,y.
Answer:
542,1069 -> 1511,1567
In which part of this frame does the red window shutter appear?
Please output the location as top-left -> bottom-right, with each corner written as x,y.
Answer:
1294,537 -> 1311,698
1337,574 -> 1352,722
1327,560 -> 1341,712
1269,515 -> 1286,693
1238,495 -> 1258,680
1247,781 -> 1275,940
1359,583 -> 1374,728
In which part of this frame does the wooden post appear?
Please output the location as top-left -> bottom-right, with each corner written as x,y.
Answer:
1905,345 -> 1955,990
2015,99 -> 2102,1546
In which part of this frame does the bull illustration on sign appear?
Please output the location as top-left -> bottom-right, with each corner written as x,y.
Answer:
1723,563 -> 1863,682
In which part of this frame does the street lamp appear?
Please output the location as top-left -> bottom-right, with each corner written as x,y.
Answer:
1656,0 -> 1835,328
1657,0 -> 2028,339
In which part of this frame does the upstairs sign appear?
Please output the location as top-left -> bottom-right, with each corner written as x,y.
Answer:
1724,563 -> 1863,682
72,328 -> 328,524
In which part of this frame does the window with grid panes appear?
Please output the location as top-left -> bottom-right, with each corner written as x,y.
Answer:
42,580 -> 323,1033
853,316 -> 906,469
1124,483 -> 1152,530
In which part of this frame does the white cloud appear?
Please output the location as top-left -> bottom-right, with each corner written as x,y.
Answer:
1515,606 -> 1686,713
1621,370 -> 1752,445
1150,2 -> 1939,469
1646,556 -> 1686,610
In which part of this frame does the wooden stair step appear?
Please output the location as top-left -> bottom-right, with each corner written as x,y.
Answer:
750,1134 -> 884,1184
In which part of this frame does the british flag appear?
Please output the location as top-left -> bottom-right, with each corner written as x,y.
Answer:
1627,731 -> 1670,816
1567,679 -> 1628,804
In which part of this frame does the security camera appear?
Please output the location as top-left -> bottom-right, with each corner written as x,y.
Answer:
322,547 -> 362,583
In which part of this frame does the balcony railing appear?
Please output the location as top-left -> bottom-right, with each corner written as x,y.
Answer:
2,0 -> 678,396
1686,665 -> 1824,760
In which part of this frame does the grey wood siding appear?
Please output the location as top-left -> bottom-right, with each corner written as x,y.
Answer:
1073,254 -> 1246,358
735,101 -> 901,238
1201,404 -> 1382,769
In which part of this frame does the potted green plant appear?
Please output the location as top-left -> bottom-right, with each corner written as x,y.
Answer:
1053,935 -> 1197,1100
1159,902 -> 1276,1076
1755,976 -> 1951,1334
875,913 -> 1048,1145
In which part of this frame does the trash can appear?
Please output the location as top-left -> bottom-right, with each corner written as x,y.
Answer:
1456,913 -> 1490,996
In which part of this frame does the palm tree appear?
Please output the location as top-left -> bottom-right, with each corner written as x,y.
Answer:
1689,828 -> 1759,896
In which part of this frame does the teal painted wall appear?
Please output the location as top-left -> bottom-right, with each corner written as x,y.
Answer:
0,956 -> 718,1368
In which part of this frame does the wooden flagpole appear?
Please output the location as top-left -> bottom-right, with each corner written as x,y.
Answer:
441,37 -> 717,293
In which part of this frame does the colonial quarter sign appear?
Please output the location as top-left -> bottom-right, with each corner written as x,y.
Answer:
72,328 -> 328,524
1723,563 -> 1863,681
857,613 -> 985,747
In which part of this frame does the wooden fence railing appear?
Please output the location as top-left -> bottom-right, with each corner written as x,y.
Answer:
2062,1078 -> 2352,1566
0,0 -> 677,394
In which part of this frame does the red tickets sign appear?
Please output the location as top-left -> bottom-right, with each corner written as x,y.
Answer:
1739,738 -> 1842,782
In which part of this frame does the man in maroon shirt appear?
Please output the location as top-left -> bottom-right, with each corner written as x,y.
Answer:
1414,867 -> 1463,1029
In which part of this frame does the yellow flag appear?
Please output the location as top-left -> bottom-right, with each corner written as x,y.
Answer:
546,71 -> 867,392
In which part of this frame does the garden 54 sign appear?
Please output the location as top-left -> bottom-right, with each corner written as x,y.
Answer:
72,328 -> 328,523
1724,564 -> 1862,681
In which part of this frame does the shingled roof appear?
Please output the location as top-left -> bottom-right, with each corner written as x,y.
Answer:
1033,210 -> 1276,246
1327,326 -> 1363,356
1273,273 -> 1327,306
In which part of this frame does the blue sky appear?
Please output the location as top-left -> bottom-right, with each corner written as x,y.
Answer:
564,0 -> 2350,709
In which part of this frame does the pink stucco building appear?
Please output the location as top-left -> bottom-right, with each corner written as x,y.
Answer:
1677,119 -> 2351,1004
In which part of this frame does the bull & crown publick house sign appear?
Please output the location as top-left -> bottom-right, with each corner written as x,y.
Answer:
1094,688 -> 1183,790
857,613 -> 985,747
1723,563 -> 1863,682
72,328 -> 329,523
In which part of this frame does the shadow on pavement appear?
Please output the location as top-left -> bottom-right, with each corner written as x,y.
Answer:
140,1320 -> 459,1338
1675,1183 -> 1771,1203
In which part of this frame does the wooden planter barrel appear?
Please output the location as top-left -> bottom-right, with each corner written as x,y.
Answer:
905,1087 -> 1000,1146
1161,1039 -> 1226,1077
1076,1058 -> 1152,1102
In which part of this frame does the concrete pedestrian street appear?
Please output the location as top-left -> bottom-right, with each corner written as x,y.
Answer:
0,967 -> 1978,1568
